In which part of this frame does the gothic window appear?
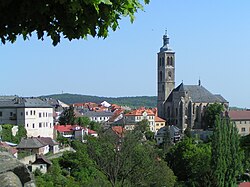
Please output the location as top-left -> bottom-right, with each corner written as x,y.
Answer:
167,57 -> 170,65
176,108 -> 178,116
168,71 -> 172,79
162,57 -> 164,65
170,57 -> 173,66
160,71 -> 163,82
162,84 -> 165,92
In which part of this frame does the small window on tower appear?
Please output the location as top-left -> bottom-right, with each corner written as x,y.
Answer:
170,57 -> 173,66
162,84 -> 165,92
168,71 -> 172,79
162,57 -> 164,65
167,57 -> 170,65
160,71 -> 163,82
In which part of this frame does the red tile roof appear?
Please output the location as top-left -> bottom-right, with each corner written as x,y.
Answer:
228,110 -> 250,120
54,125 -> 74,132
88,129 -> 97,135
112,126 -> 125,136
238,182 -> 250,187
155,116 -> 166,122
125,109 -> 155,116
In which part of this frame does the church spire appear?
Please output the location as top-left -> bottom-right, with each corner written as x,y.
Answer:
160,29 -> 172,52
163,29 -> 169,46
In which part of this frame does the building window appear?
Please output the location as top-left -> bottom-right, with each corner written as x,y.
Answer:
160,71 -> 163,82
10,112 -> 13,116
33,124 -> 35,128
50,123 -> 52,128
43,112 -> 45,117
46,113 -> 47,117
46,122 -> 48,127
39,123 -> 42,128
26,111 -> 28,115
30,111 -> 32,115
245,121 -> 247,124
27,124 -> 29,127
240,121 -> 242,124
0,111 -> 2,117
20,112 -> 23,116
39,113 -> 42,118
242,127 -> 246,132
34,111 -> 36,115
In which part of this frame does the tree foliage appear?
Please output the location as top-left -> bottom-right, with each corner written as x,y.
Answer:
87,131 -> 176,186
59,106 -> 76,125
204,103 -> 224,129
211,117 -> 243,187
36,132 -> 176,187
166,138 -> 211,186
76,116 -> 90,127
0,0 -> 149,46
1,124 -> 27,143
42,93 -> 157,108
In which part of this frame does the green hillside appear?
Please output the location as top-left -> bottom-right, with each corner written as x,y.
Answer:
41,93 -> 157,108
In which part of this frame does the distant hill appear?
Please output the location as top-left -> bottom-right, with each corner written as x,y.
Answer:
40,93 -> 157,108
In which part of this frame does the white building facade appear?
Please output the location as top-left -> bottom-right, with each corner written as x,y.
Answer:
0,97 -> 54,138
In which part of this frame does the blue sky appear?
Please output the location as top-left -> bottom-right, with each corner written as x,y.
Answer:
1,1 -> 250,108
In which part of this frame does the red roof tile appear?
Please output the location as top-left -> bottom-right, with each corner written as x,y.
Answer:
88,129 -> 97,135
54,125 -> 74,132
112,126 -> 125,136
238,182 -> 250,187
125,109 -> 155,116
228,110 -> 250,120
155,116 -> 166,122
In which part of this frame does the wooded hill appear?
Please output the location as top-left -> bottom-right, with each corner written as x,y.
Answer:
41,93 -> 157,108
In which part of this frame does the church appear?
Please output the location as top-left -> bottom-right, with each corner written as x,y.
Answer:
157,32 -> 229,132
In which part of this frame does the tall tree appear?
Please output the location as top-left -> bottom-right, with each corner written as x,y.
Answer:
204,103 -> 224,129
211,117 -> 243,186
166,138 -> 211,186
87,131 -> 176,186
59,106 -> 75,125
0,0 -> 149,46
76,116 -> 91,127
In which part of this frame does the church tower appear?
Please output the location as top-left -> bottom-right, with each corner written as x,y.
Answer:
157,31 -> 175,118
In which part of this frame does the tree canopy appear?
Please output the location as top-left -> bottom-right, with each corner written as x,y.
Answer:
59,106 -> 76,125
0,0 -> 149,46
204,103 -> 224,129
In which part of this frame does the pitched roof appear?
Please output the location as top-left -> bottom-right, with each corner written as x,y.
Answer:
38,137 -> 59,146
155,116 -> 166,122
125,109 -> 155,116
167,83 -> 227,103
228,110 -> 250,120
0,96 -> 52,108
0,141 -> 18,155
54,125 -> 75,132
112,126 -> 125,137
16,138 -> 47,149
82,111 -> 113,117
88,129 -> 97,135
32,154 -> 52,165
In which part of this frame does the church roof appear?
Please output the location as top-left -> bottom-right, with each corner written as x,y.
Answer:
167,83 -> 228,103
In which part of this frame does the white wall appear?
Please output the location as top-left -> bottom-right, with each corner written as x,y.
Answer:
24,108 -> 54,138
